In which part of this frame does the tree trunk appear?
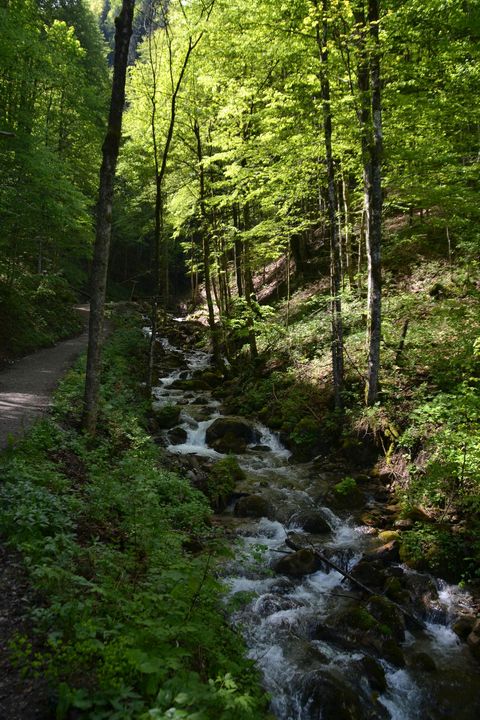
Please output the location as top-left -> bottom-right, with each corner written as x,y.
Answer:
193,119 -> 221,365
83,0 -> 135,435
354,0 -> 383,406
365,0 -> 383,406
316,0 -> 344,410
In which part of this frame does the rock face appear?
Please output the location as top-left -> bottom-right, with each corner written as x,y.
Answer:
234,495 -> 271,519
274,549 -> 320,577
206,416 -> 260,453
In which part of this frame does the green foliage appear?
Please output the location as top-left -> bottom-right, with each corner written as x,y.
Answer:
0,323 -> 267,718
206,457 -> 245,511
0,273 -> 82,358
333,477 -> 357,497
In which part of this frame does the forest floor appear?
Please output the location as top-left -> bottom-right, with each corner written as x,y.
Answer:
0,305 -> 90,450
0,305 -> 90,720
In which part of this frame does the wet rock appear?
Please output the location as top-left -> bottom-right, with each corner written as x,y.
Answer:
295,510 -> 331,534
384,576 -> 410,605
410,652 -> 437,672
378,530 -> 401,544
357,655 -> 387,692
167,426 -> 187,445
366,595 -> 405,642
452,614 -> 476,641
361,510 -> 388,528
151,403 -> 181,429
206,416 -> 260,454
349,560 -> 386,590
394,518 -> 414,530
285,531 -> 314,552
253,593 -> 304,616
299,671 -> 387,720
250,444 -> 271,452
467,619 -> 480,662
366,540 -> 400,563
234,494 -> 272,519
327,478 -> 365,511
200,370 -> 223,388
382,638 -> 406,667
274,549 -> 320,577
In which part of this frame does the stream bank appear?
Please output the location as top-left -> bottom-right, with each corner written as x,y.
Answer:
149,316 -> 480,720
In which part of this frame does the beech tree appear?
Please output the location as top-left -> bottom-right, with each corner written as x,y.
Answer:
83,0 -> 135,434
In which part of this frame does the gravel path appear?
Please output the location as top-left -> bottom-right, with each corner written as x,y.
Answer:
0,306 -> 90,449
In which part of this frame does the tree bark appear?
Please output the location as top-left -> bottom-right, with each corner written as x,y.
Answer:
83,0 -> 135,435
365,0 -> 383,406
315,0 -> 344,410
193,118 -> 221,365
354,0 -> 383,406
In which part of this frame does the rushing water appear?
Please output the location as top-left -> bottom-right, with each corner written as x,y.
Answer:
152,330 -> 480,720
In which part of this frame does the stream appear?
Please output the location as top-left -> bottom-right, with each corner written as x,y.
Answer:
150,322 -> 480,720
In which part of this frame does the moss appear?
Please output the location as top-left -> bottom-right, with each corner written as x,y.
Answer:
207,456 -> 245,510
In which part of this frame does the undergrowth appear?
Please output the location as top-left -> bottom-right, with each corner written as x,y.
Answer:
223,253 -> 480,581
0,315 -> 268,719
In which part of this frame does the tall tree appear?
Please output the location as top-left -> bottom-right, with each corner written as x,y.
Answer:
313,0 -> 344,410
83,0 -> 135,434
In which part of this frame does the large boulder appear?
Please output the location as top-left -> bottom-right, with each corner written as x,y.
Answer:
152,403 -> 181,429
295,510 -> 331,534
234,494 -> 272,519
365,540 -> 400,563
206,416 -> 261,454
299,671 -> 388,720
274,549 -> 320,577
167,426 -> 187,445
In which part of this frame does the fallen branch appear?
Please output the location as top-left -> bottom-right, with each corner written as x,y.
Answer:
285,535 -> 425,630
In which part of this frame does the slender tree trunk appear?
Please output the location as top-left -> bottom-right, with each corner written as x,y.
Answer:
365,0 -> 383,405
242,204 -> 258,360
342,175 -> 355,287
316,0 -> 344,410
83,0 -> 135,435
193,118 -> 221,364
232,204 -> 243,296
354,0 -> 382,406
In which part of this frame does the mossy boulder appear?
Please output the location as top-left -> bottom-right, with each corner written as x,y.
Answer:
152,403 -> 181,429
167,426 -> 187,445
328,477 -> 365,511
349,560 -> 386,589
366,595 -> 405,642
382,638 -> 405,667
234,494 -> 272,519
274,549 -> 320,577
340,606 -> 377,632
299,672 -> 367,720
357,655 -> 387,692
206,416 -> 260,454
367,540 -> 400,563
296,510 -> 331,534
207,457 -> 245,511
410,652 -> 437,672
200,370 -> 223,388
378,530 -> 401,544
